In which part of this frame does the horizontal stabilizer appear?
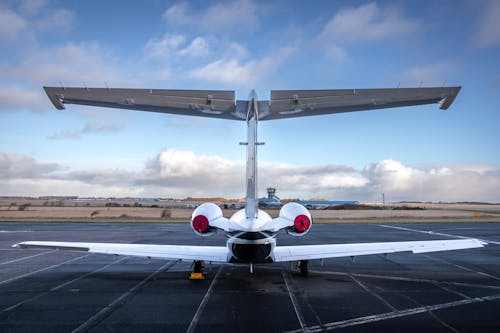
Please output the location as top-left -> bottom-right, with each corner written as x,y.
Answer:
262,86 -> 461,120
43,87 -> 244,120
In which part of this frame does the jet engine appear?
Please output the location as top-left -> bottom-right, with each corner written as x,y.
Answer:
190,203 -> 227,236
278,202 -> 312,236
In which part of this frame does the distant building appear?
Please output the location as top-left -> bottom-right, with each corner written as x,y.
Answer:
259,187 -> 283,208
295,200 -> 359,210
38,196 -> 78,200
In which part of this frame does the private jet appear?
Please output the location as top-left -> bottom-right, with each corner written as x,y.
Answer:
15,86 -> 485,277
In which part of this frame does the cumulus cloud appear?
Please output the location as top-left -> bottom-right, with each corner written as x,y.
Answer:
1,150 -> 499,202
0,152 -> 60,179
473,0 -> 500,48
143,34 -> 186,60
162,0 -> 259,34
189,47 -> 295,85
319,2 -> 421,59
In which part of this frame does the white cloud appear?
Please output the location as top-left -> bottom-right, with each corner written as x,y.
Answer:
396,62 -> 454,86
0,2 -> 74,41
473,0 -> 500,48
319,2 -> 421,59
1,42 -> 130,112
363,160 -> 500,202
2,150 -> 499,202
17,0 -> 49,16
0,87 -> 50,111
0,9 -> 28,40
0,152 -> 60,178
179,37 -> 210,57
189,47 -> 294,85
34,9 -> 75,31
162,0 -> 258,34
143,34 -> 186,60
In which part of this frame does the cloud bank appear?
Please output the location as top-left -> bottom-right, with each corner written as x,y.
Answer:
1,149 -> 499,202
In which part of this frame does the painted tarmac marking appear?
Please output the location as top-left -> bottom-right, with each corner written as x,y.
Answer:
282,270 -> 308,332
347,273 -> 396,311
348,270 -> 459,332
72,260 -> 178,333
0,254 -> 90,287
430,281 -> 471,300
422,254 -> 500,281
186,265 -> 223,333
1,257 -> 128,314
310,270 -> 500,291
0,250 -> 55,265
378,224 -> 500,246
286,293 -> 500,332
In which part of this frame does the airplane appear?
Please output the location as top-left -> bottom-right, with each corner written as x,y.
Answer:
14,86 -> 485,278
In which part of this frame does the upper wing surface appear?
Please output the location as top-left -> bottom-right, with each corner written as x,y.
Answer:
262,87 -> 461,120
44,87 -> 246,120
14,241 -> 229,262
273,238 -> 484,262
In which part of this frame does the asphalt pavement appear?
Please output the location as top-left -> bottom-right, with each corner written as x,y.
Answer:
0,222 -> 499,332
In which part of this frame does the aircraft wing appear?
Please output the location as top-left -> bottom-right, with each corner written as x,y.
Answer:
14,241 -> 229,262
273,238 -> 485,262
43,87 -> 246,120
261,86 -> 461,120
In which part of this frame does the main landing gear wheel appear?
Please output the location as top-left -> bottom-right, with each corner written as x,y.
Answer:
298,260 -> 309,277
190,260 -> 205,280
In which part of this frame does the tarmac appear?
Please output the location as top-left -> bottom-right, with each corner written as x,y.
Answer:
0,221 -> 499,332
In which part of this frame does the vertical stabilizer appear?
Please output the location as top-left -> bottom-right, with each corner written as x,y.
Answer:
245,90 -> 259,219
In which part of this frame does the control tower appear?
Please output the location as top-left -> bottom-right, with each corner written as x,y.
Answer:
259,187 -> 282,207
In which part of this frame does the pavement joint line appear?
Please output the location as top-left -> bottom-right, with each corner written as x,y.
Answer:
72,260 -> 178,333
0,254 -> 90,287
347,273 -> 397,311
378,224 -> 500,246
1,257 -> 129,314
0,250 -> 55,265
430,281 -> 472,300
286,293 -> 500,333
186,265 -> 223,333
422,254 -> 500,281
282,269 -> 309,332
310,270 -> 500,291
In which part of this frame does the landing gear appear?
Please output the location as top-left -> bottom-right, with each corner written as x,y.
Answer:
190,260 -> 205,280
298,260 -> 309,277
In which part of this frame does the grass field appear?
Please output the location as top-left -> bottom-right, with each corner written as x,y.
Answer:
1,198 -> 499,223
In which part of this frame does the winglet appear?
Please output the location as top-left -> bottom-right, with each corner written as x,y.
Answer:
43,87 -> 65,110
439,86 -> 461,110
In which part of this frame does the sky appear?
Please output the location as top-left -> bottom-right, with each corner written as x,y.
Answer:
0,0 -> 499,202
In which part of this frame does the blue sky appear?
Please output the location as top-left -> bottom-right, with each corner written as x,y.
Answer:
1,0 -> 499,202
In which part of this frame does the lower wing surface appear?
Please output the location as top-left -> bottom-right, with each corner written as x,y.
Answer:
14,238 -> 484,263
273,238 -> 485,262
14,241 -> 229,262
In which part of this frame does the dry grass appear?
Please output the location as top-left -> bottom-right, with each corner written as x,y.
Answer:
1,199 -> 499,223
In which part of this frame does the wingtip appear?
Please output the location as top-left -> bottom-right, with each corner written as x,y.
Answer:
43,86 -> 65,110
439,86 -> 461,110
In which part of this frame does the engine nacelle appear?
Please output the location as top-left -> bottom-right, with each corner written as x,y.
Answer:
279,202 -> 312,236
190,203 -> 224,236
